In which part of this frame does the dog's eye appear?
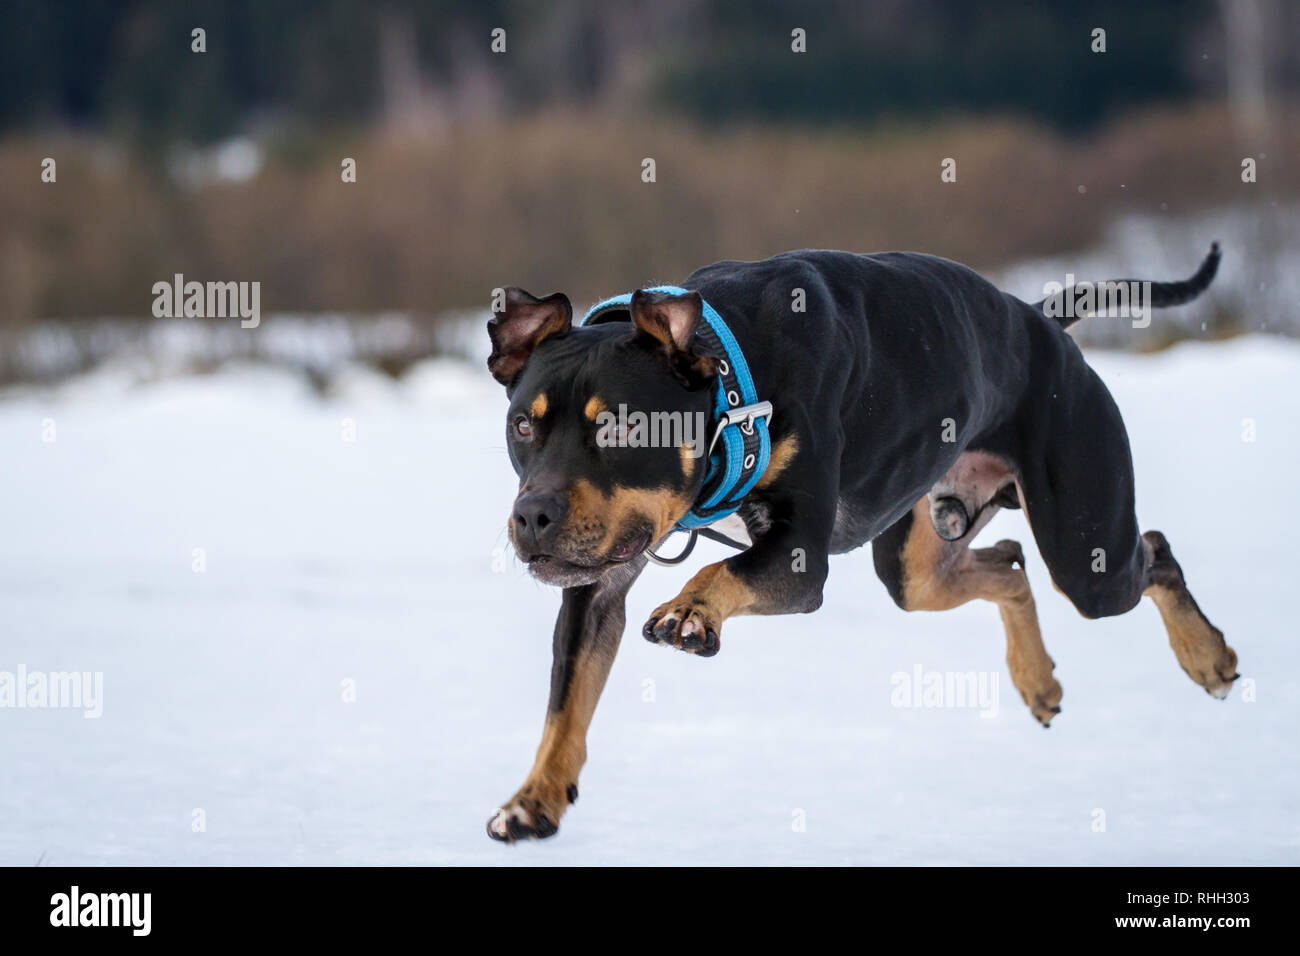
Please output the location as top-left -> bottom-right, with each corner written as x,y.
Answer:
593,419 -> 628,449
513,416 -> 533,440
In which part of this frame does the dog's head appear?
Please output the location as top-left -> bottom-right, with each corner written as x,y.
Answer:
488,287 -> 718,586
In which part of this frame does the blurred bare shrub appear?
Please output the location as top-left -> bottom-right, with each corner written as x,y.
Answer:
0,102 -> 1294,328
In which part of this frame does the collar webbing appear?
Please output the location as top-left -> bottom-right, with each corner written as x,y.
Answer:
582,285 -> 773,535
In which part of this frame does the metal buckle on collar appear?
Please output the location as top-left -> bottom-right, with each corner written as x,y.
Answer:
705,400 -> 774,458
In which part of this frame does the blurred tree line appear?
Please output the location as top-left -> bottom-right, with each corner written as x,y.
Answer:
0,0 -> 1274,142
1,0 -> 1294,334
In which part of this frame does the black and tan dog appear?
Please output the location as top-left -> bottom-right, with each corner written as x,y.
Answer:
484,247 -> 1238,842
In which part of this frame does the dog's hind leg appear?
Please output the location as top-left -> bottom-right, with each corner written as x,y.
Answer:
1014,354 -> 1239,698
487,559 -> 643,842
873,491 -> 1063,726
1142,531 -> 1238,698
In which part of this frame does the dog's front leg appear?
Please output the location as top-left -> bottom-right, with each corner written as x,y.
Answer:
643,486 -> 835,656
487,559 -> 643,842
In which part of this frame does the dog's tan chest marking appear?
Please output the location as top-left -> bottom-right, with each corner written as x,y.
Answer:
755,434 -> 799,489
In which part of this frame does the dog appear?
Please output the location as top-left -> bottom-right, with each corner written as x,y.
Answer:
484,246 -> 1238,842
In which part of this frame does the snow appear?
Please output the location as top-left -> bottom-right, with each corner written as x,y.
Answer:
1,338 -> 1297,865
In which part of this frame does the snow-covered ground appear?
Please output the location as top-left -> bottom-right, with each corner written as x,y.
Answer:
1,338 -> 1297,866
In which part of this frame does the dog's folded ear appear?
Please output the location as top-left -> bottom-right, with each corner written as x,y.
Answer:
630,289 -> 718,386
487,287 -> 573,385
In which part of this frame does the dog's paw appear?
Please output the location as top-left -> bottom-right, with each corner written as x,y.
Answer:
1142,531 -> 1241,700
643,599 -> 720,656
1007,651 -> 1063,727
486,780 -> 577,843
1186,644 -> 1240,700
486,803 -> 557,842
1024,679 -> 1064,728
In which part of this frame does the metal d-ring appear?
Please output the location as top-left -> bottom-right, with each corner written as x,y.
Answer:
644,529 -> 699,566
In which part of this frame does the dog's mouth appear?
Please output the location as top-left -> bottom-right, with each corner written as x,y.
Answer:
523,527 -> 652,586
607,527 -> 652,562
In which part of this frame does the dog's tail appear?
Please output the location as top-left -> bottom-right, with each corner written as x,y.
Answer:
1034,242 -> 1221,328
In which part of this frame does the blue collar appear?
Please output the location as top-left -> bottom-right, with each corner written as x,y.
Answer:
583,286 -> 773,559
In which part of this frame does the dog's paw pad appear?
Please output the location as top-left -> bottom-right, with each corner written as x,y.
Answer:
486,798 -> 561,843
929,496 -> 969,541
643,603 -> 720,656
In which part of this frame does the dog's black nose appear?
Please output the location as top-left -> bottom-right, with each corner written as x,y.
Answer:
513,491 -> 568,553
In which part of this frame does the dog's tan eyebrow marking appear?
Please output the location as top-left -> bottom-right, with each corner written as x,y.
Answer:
584,396 -> 607,420
530,393 -> 549,419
